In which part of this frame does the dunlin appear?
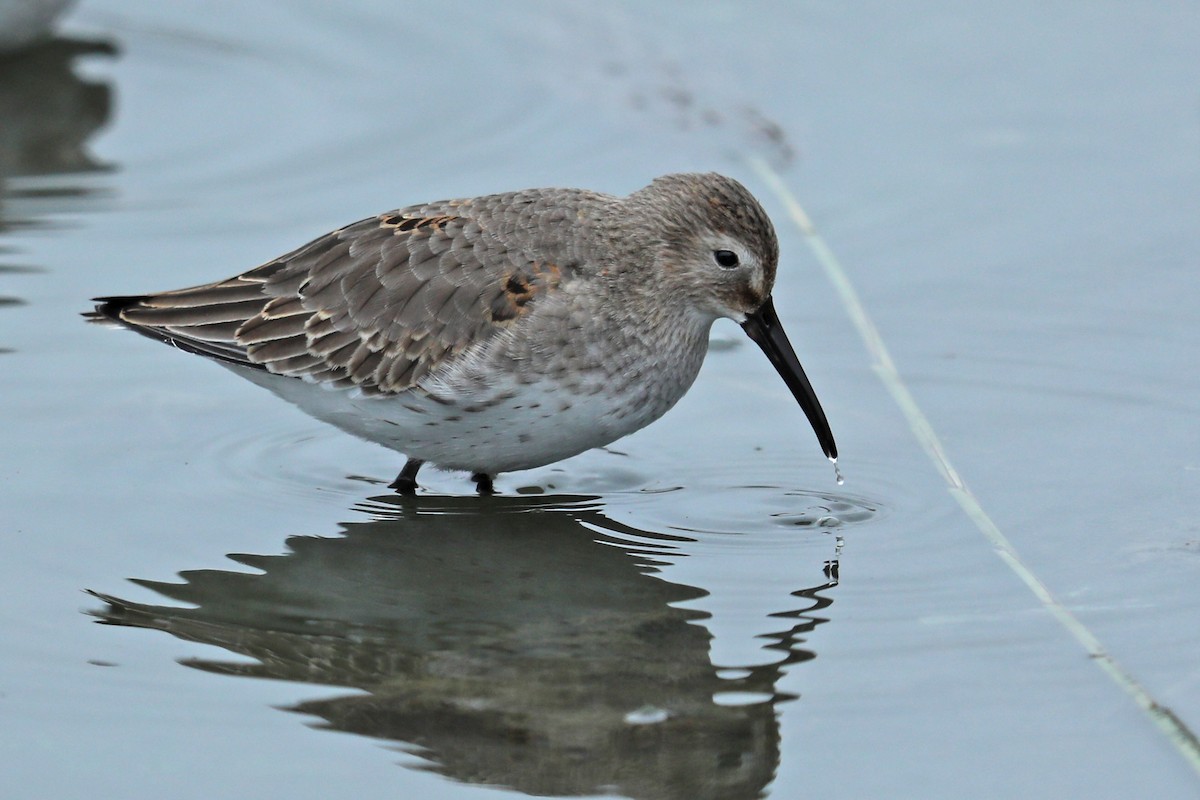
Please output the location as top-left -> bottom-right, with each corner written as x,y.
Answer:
89,173 -> 836,493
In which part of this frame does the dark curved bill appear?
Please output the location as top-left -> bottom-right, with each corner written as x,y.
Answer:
741,297 -> 838,460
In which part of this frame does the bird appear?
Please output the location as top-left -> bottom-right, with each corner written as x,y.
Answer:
88,172 -> 837,494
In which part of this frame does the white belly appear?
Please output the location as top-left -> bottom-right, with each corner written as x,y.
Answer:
231,365 -> 690,474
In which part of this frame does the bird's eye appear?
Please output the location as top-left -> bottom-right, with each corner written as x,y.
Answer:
713,249 -> 739,269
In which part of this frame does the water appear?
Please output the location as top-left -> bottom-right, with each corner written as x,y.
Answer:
2,2 -> 1199,798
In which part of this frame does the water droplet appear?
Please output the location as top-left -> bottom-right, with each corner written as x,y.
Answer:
830,457 -> 844,485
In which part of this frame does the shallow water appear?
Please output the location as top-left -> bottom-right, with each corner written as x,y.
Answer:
2,2 -> 1199,798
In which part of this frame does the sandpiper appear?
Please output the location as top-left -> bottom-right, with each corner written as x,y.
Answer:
89,173 -> 837,493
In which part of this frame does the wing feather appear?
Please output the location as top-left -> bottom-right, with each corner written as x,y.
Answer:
90,187 -> 604,393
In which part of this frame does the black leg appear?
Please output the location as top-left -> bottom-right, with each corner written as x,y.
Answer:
471,472 -> 495,495
389,458 -> 424,494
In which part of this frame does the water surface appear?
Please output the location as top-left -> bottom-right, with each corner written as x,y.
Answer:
2,2 -> 1198,798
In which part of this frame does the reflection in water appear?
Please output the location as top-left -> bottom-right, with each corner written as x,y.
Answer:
0,37 -> 115,200
0,0 -> 76,53
0,34 -> 116,350
90,493 -> 839,800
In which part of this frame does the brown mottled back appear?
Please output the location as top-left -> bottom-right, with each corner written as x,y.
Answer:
94,187 -> 612,394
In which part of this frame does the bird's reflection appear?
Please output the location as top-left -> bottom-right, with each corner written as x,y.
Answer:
90,493 -> 839,800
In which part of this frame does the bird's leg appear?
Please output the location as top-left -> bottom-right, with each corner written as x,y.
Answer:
389,458 -> 424,494
472,472 -> 495,495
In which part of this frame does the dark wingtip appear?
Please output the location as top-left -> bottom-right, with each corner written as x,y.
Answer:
83,295 -> 144,324
83,293 -> 266,370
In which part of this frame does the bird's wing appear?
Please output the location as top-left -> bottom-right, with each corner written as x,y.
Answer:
91,196 -> 580,394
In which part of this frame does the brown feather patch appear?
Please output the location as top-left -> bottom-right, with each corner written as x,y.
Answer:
490,261 -> 562,324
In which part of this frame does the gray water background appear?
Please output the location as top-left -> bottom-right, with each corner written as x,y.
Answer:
1,2 -> 1198,798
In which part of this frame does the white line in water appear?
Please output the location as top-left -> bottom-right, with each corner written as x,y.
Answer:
748,156 -> 1200,776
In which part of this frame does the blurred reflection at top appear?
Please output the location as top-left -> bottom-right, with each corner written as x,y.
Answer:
91,492 -> 840,800
0,18 -> 116,232
0,8 -> 116,352
0,0 -> 76,53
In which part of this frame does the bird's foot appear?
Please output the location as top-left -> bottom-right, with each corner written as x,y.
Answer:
389,458 -> 424,495
472,472 -> 495,495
